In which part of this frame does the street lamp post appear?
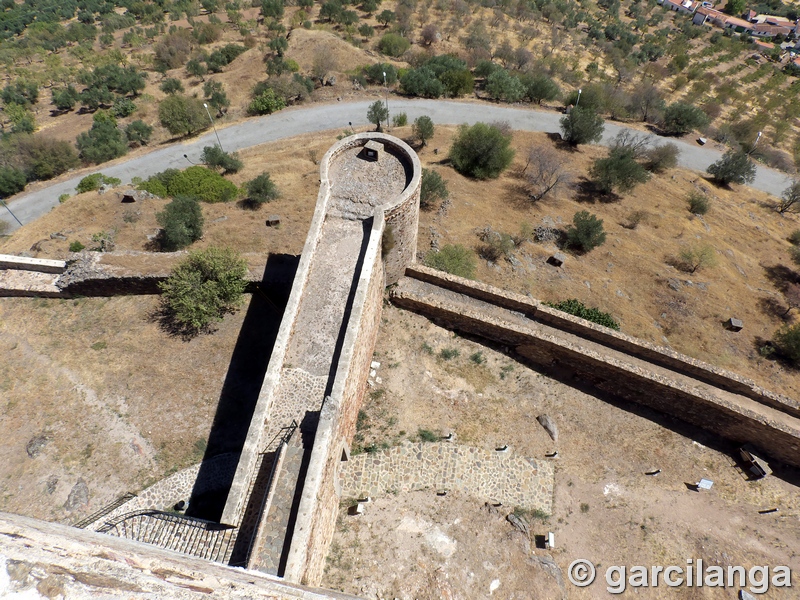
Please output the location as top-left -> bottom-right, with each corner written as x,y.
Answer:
0,198 -> 22,227
203,103 -> 224,152
749,131 -> 762,155
575,88 -> 582,109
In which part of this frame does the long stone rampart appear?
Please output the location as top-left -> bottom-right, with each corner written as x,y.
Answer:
220,151 -> 333,526
393,266 -> 800,469
283,213 -> 386,585
222,133 -> 421,534
405,264 -> 800,420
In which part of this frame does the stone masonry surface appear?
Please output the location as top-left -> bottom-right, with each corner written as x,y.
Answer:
264,368 -> 327,452
339,442 -> 554,514
1,512 -> 363,599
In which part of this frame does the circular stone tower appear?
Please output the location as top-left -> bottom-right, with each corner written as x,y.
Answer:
320,132 -> 421,284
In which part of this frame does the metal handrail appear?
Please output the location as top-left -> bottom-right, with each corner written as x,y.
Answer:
74,492 -> 137,529
260,419 -> 299,455
97,509 -> 236,563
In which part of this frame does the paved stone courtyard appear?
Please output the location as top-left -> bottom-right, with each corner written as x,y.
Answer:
339,442 -> 554,513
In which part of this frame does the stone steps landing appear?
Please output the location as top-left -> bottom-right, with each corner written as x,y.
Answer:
339,442 -> 554,514
102,512 -> 236,564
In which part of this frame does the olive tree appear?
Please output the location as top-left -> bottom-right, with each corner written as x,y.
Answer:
367,100 -> 389,131
158,246 -> 248,334
449,122 -> 514,179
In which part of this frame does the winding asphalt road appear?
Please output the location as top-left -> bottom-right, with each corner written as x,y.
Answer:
1,99 -> 792,232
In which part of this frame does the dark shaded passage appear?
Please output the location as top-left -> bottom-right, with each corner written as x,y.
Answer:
187,254 -> 298,521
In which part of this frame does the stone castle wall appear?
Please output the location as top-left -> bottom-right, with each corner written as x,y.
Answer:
406,264 -> 800,420
393,265 -> 800,469
284,215 -> 387,586
222,133 -> 420,537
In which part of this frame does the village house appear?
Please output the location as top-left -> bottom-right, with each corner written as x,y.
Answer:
692,5 -> 798,38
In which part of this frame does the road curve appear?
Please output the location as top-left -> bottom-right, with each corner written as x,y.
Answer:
2,99 -> 792,232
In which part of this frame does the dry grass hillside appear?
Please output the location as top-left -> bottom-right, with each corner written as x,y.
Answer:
3,125 -> 800,399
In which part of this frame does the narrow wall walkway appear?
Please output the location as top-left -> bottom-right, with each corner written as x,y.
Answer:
339,442 -> 554,513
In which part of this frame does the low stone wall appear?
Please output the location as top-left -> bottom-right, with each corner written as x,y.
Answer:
0,253 -> 66,274
405,264 -> 800,420
393,270 -> 800,469
283,215 -> 386,586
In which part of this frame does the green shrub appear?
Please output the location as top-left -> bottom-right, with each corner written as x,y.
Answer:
438,348 -> 459,360
245,172 -> 279,205
76,120 -> 128,164
16,136 -> 80,181
677,243 -> 717,273
0,166 -> 26,196
158,94 -> 209,137
392,112 -> 407,127
420,168 -> 448,210
58,193 -> 70,203
590,147 -> 650,195
400,67 -> 444,98
125,120 -> 153,147
469,351 -> 485,364
201,145 -> 243,174
687,192 -> 709,215
248,88 -> 286,115
424,244 -> 477,279
412,115 -> 434,146
773,323 -> 800,364
76,173 -> 121,194
560,106 -> 605,146
363,62 -> 398,85
158,246 -> 248,333
52,85 -> 79,111
449,122 -> 514,179
417,428 -> 440,442
69,241 -> 85,252
706,149 -> 756,186
789,230 -> 800,245
168,166 -> 239,203
112,97 -> 137,118
545,298 -> 620,330
160,78 -> 184,95
662,102 -> 710,135
156,195 -> 205,251
378,33 -> 410,57
566,210 -> 606,253
137,168 -> 181,197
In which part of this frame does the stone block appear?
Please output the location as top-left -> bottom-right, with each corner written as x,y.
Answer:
265,215 -> 281,227
546,253 -> 566,267
727,318 -> 743,332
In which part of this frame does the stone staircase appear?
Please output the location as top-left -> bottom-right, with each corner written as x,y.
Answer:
97,510 -> 236,564
249,421 -> 315,576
